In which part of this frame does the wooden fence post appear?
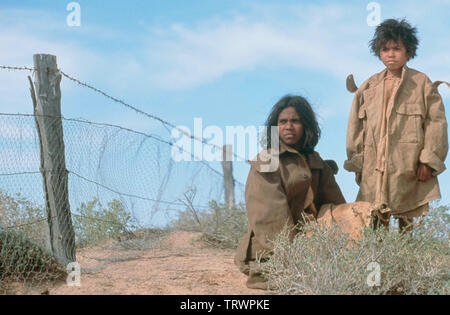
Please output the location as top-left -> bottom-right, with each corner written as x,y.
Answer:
30,54 -> 75,266
221,145 -> 235,210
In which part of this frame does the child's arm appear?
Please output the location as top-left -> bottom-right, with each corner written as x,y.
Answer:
245,164 -> 295,253
344,89 -> 366,176
419,80 -> 449,176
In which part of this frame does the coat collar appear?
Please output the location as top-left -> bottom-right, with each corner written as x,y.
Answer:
250,141 -> 324,171
368,64 -> 409,87
278,141 -> 300,156
278,142 -> 324,169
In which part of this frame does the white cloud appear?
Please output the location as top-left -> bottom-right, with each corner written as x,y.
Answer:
131,1 -> 449,91
140,5 -> 375,89
0,3 -> 448,99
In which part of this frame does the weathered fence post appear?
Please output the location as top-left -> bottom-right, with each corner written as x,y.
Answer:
30,54 -> 75,266
221,145 -> 235,210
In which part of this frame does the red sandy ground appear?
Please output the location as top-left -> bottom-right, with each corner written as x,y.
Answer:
48,230 -> 263,295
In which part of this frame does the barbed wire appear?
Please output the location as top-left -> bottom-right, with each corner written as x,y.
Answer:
0,112 -> 246,187
58,69 -> 251,163
0,171 -> 41,176
0,65 -> 35,72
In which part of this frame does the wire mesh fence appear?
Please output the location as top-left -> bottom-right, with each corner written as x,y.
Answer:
0,63 -> 246,294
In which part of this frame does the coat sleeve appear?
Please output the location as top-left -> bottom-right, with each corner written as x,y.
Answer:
315,161 -> 347,209
245,164 -> 295,254
419,79 -> 448,175
344,89 -> 366,173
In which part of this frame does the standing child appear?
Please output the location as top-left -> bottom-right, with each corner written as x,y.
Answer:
344,18 -> 448,231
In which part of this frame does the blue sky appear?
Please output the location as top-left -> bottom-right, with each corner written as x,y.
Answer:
0,0 -> 449,223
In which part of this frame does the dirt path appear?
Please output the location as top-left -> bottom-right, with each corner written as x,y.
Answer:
49,231 -> 263,295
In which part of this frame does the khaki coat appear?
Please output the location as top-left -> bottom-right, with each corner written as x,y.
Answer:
344,66 -> 448,214
235,142 -> 346,274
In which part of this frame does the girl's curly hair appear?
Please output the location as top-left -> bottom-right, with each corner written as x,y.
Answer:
369,18 -> 419,60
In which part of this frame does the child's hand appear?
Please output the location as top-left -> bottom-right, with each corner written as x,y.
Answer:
355,172 -> 361,186
417,164 -> 433,182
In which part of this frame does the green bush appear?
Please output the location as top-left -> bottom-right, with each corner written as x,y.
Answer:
72,198 -> 135,248
0,189 -> 47,248
0,189 -> 136,249
260,205 -> 449,295
172,200 -> 248,249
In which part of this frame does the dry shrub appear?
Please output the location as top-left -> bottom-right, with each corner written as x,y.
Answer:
199,202 -> 248,249
0,228 -> 67,295
260,206 -> 449,295
172,200 -> 248,249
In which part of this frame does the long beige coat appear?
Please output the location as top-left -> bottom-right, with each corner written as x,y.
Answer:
344,66 -> 448,214
235,142 -> 346,274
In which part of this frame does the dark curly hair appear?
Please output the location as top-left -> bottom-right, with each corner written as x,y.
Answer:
264,95 -> 321,154
369,18 -> 419,60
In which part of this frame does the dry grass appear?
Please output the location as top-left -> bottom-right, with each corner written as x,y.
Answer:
171,200 -> 248,249
259,206 -> 449,295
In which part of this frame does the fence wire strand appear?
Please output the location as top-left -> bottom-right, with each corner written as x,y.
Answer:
59,69 -> 249,163
0,65 -> 35,72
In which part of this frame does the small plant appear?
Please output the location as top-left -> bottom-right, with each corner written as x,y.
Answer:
199,200 -> 248,249
171,188 -> 248,249
0,189 -> 48,248
72,197 -> 135,247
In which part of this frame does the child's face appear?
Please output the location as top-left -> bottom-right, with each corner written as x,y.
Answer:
379,39 -> 409,74
277,106 -> 304,147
